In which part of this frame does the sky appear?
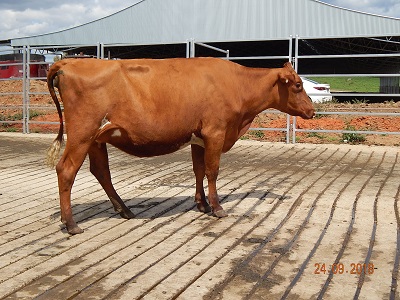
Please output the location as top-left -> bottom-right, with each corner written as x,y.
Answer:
0,0 -> 400,41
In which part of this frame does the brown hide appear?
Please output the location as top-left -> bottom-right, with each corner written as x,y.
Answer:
47,57 -> 314,234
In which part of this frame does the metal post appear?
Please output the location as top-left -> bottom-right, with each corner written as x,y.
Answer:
292,36 -> 300,143
186,40 -> 190,58
292,116 -> 297,144
96,42 -> 101,59
26,46 -> 31,134
287,36 -> 293,143
22,46 -> 27,133
294,35 -> 299,71
100,43 -> 105,59
190,38 -> 195,58
286,114 -> 291,144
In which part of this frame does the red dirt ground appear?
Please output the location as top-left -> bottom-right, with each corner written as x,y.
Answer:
2,80 -> 400,146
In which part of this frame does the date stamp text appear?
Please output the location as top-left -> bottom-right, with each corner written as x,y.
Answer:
314,263 -> 375,275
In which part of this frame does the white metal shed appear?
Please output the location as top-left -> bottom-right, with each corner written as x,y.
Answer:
5,0 -> 400,47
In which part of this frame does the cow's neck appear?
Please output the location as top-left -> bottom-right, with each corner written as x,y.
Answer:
239,67 -> 279,119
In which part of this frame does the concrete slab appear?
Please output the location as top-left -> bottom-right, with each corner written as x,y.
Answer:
1,133 -> 399,299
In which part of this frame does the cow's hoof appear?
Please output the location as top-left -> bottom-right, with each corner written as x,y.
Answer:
67,225 -> 84,235
197,202 -> 212,213
119,210 -> 135,219
214,209 -> 228,218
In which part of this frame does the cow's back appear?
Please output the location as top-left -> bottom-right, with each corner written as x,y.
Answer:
57,57 -> 240,107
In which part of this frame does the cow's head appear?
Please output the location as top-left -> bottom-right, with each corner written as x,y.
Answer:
273,62 -> 315,119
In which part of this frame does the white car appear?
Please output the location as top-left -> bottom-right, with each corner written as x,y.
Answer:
301,77 -> 333,103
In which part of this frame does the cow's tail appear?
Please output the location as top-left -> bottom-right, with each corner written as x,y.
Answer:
46,62 -> 64,169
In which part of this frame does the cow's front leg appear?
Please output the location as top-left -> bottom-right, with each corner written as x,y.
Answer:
191,144 -> 211,213
203,134 -> 228,218
88,143 -> 135,219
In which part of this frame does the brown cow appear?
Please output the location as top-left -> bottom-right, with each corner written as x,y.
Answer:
46,57 -> 314,234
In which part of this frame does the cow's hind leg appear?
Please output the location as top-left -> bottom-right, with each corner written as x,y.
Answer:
88,142 -> 135,219
56,143 -> 90,235
191,144 -> 211,213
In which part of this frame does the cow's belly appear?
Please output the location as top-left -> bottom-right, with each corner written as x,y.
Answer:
113,142 -> 185,157
95,125 -> 204,157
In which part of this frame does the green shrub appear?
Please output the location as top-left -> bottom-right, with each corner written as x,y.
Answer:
342,125 -> 366,144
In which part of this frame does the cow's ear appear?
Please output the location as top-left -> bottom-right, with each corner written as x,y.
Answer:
283,62 -> 295,70
280,62 -> 296,84
279,71 -> 291,84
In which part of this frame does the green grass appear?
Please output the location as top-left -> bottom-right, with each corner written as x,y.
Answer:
247,130 -> 265,139
310,77 -> 380,93
342,125 -> 366,144
0,110 -> 44,122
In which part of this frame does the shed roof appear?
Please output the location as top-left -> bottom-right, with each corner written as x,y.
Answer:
7,0 -> 400,47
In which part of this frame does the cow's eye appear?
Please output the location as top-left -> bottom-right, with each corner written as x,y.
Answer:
296,82 -> 302,89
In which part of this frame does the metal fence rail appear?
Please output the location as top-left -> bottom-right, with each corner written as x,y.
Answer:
249,110 -> 400,144
0,45 -> 98,133
1,37 -> 400,143
292,111 -> 400,143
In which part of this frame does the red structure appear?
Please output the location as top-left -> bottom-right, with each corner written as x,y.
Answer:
0,53 -> 48,78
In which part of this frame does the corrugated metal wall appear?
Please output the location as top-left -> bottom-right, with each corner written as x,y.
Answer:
10,0 -> 400,47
